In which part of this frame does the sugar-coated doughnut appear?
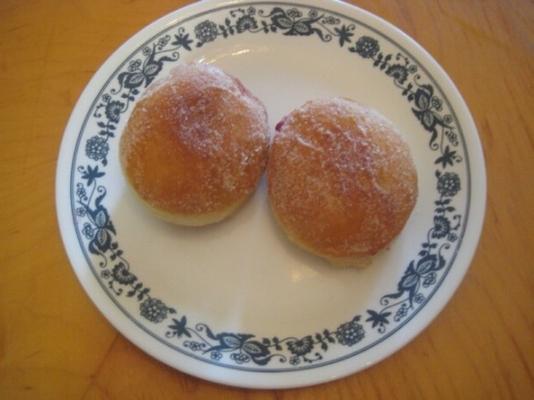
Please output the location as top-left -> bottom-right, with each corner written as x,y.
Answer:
120,63 -> 269,226
268,98 -> 418,266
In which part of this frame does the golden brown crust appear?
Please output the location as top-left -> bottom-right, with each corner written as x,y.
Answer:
267,98 -> 418,265
120,63 -> 269,225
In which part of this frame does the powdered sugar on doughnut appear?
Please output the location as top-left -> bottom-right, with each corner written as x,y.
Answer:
123,63 -> 266,158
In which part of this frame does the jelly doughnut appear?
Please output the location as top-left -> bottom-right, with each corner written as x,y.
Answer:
120,63 -> 269,226
268,98 -> 417,266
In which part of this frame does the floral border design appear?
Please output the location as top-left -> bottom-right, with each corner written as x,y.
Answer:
72,4 -> 465,369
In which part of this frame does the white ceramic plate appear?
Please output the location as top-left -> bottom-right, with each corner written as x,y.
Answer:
56,0 -> 486,389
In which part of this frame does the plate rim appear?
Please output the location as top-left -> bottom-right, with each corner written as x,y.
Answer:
55,0 -> 486,389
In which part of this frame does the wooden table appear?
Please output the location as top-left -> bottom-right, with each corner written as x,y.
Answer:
1,0 -> 533,398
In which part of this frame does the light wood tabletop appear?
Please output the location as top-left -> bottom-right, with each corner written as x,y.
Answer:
1,0 -> 533,398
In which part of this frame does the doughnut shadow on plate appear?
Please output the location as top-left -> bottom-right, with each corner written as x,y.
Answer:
120,181 -> 259,240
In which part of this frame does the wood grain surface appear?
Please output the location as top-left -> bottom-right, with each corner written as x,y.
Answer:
1,0 -> 533,398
